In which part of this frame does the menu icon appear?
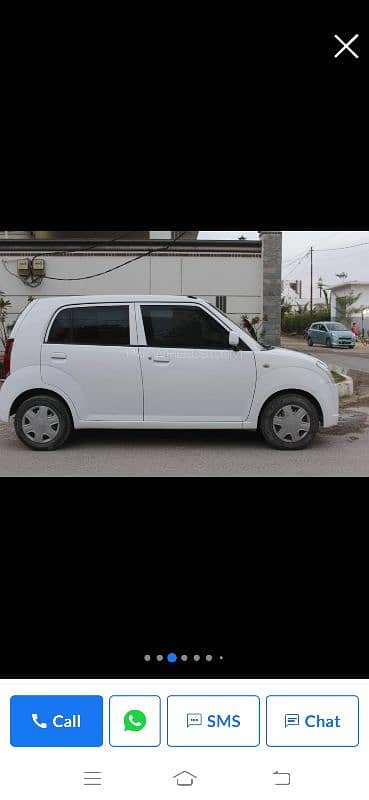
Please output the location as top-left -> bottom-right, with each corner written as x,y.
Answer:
83,771 -> 102,787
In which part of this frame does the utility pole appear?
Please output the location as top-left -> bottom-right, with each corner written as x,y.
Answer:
310,247 -> 313,317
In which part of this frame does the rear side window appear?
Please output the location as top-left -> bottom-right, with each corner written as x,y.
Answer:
48,308 -> 72,344
141,304 -> 246,349
47,306 -> 130,346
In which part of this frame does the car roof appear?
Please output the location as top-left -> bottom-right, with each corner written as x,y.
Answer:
30,294 -> 202,308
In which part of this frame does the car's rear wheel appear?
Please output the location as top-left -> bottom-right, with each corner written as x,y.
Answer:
307,337 -> 313,346
326,337 -> 333,348
259,393 -> 319,450
14,395 -> 72,450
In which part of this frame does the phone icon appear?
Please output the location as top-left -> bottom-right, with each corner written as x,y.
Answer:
31,713 -> 48,729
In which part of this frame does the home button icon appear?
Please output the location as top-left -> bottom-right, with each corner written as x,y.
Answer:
173,771 -> 198,787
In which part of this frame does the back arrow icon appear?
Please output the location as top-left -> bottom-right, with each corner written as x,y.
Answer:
273,771 -> 291,786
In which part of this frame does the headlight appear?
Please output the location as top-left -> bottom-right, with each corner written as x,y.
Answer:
316,359 -> 329,371
316,360 -> 335,383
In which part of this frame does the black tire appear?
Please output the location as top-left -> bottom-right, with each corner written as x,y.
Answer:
14,395 -> 72,451
259,393 -> 319,451
349,345 -> 355,349
326,338 -> 333,348
307,337 -> 313,346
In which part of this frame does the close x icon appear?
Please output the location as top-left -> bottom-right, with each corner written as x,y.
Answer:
333,33 -> 360,59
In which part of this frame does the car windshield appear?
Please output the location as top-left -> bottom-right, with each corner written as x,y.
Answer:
206,303 -> 264,349
325,323 -> 349,331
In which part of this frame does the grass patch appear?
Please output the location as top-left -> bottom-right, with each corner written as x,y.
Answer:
331,370 -> 346,383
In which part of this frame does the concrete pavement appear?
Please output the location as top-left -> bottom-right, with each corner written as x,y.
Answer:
2,337 -> 369,476
1,404 -> 368,476
280,337 -> 369,373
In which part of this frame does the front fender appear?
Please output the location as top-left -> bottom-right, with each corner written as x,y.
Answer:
246,364 -> 338,428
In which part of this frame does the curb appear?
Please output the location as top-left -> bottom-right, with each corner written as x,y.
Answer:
336,377 -> 353,398
340,391 -> 369,406
327,365 -> 353,398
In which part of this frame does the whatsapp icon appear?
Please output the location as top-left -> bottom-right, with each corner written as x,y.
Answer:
124,709 -> 147,732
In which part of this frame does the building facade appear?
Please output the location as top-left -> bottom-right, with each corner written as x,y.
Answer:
0,231 -> 282,346
330,281 -> 369,334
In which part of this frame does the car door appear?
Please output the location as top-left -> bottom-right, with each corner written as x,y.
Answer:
319,324 -> 328,344
136,302 -> 257,423
41,303 -> 143,421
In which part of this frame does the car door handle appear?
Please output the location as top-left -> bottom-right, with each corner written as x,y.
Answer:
152,355 -> 170,363
50,353 -> 67,360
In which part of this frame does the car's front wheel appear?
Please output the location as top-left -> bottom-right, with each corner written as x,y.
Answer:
326,338 -> 333,348
259,393 -> 319,450
14,395 -> 72,450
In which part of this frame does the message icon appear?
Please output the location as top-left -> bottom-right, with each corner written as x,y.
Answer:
124,710 -> 147,732
284,713 -> 300,728
187,713 -> 203,727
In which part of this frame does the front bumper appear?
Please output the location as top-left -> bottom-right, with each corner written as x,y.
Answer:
320,379 -> 340,428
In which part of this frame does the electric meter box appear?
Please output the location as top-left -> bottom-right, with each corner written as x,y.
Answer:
17,259 -> 30,275
32,258 -> 45,275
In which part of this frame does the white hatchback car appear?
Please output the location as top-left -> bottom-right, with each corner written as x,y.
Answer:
0,295 -> 339,451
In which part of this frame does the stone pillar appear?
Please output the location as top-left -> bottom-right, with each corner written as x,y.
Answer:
259,231 -> 282,346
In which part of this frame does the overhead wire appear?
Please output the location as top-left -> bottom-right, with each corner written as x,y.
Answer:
1,231 -> 190,283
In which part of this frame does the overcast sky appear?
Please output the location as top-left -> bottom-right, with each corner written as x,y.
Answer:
199,231 -> 369,300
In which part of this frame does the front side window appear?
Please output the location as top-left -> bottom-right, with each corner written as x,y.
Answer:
326,322 -> 347,331
47,306 -> 130,346
141,305 -> 245,349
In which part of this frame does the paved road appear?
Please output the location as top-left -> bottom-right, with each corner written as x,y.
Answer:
281,339 -> 369,373
1,405 -> 368,476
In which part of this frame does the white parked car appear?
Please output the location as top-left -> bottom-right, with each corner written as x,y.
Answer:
0,295 -> 339,451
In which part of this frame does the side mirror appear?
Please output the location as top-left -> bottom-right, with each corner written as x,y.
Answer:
229,332 -> 240,349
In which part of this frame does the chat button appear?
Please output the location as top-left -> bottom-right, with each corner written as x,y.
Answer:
266,696 -> 359,747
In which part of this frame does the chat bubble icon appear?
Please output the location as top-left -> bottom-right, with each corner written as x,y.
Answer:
187,713 -> 203,727
284,713 -> 300,727
124,709 -> 147,732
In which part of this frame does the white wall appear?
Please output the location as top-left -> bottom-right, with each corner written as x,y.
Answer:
0,251 -> 262,338
331,284 -> 369,332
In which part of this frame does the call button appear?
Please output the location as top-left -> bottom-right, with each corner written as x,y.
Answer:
10,696 -> 103,747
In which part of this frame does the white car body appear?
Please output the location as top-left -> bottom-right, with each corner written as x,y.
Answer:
0,295 -> 339,446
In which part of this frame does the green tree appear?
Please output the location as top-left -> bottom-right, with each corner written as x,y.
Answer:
335,292 -> 362,325
0,291 -> 12,349
314,289 -> 331,315
295,303 -> 309,315
322,288 -> 330,312
281,297 -> 293,315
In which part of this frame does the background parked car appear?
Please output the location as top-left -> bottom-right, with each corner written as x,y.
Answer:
307,322 -> 356,349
